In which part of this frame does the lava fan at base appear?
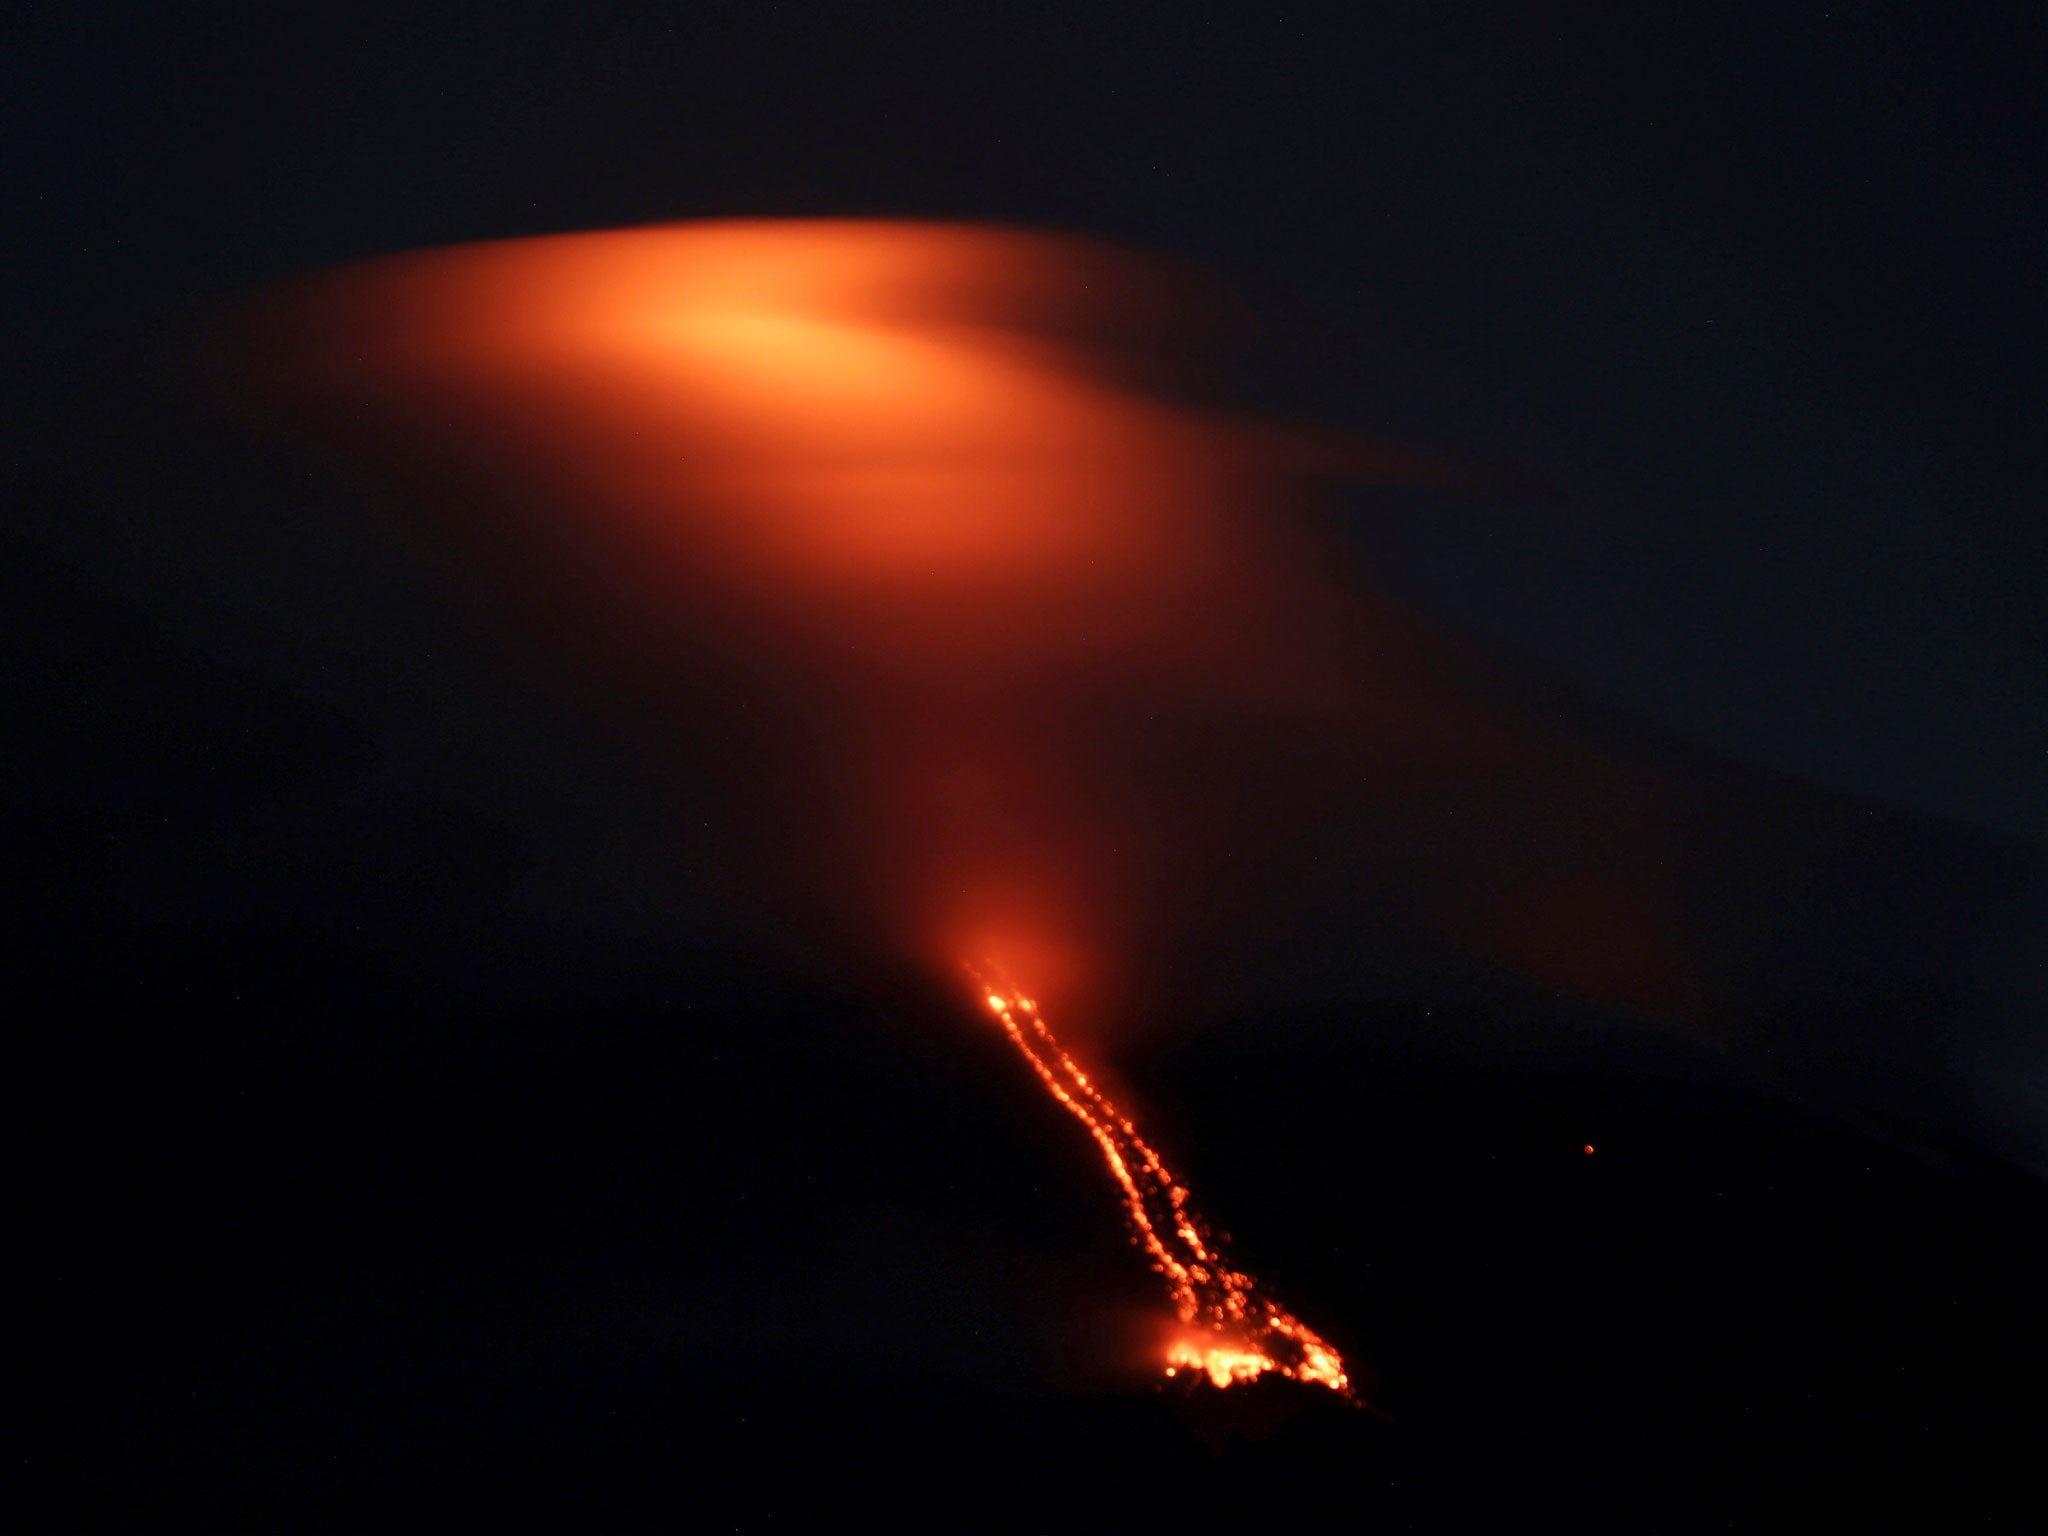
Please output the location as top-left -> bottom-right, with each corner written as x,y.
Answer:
971,966 -> 1352,1399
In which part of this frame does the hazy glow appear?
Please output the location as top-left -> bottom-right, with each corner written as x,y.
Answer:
247,220 -> 1520,1020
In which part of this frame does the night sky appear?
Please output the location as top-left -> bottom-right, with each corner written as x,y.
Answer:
11,5 -> 2047,1531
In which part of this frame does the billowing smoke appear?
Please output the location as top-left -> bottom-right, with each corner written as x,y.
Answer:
239,219 -> 1694,1042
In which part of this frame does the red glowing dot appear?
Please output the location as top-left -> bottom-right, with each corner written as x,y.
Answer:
1583,1144 -> 1596,1155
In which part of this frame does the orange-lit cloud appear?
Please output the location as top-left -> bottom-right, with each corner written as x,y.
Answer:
241,219 -> 1694,1033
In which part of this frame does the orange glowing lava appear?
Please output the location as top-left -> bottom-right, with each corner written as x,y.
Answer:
973,966 -> 1350,1398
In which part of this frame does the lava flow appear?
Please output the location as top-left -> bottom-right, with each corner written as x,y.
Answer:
971,966 -> 1350,1398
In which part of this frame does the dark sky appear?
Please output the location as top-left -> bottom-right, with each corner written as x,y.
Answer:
11,4 -> 2047,1530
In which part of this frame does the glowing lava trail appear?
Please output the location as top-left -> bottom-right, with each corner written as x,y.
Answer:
970,965 -> 1350,1398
